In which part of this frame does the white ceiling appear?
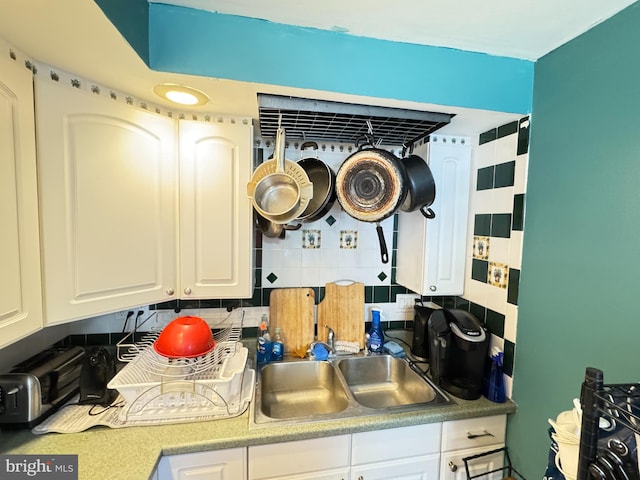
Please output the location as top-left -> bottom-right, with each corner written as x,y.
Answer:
158,0 -> 638,61
0,0 -> 636,135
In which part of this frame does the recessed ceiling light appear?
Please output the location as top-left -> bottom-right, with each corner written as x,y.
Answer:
153,83 -> 209,106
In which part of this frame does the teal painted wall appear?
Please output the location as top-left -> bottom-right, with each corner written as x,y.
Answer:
93,1 -> 533,114
510,2 -> 640,475
94,0 -> 149,64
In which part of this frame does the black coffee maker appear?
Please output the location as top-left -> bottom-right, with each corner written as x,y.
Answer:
410,300 -> 441,361
427,308 -> 489,400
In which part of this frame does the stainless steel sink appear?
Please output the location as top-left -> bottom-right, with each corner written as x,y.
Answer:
251,354 -> 452,427
258,361 -> 349,419
335,355 -> 438,408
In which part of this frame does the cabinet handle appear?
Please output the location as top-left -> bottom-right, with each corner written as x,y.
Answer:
166,288 -> 175,296
429,285 -> 437,292
184,287 -> 192,295
448,461 -> 458,472
467,429 -> 494,439
358,476 -> 364,480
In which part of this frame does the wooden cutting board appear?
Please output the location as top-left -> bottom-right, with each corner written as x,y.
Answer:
269,288 -> 315,353
317,282 -> 365,348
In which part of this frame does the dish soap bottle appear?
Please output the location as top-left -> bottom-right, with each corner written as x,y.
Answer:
367,307 -> 384,354
256,315 -> 271,365
271,327 -> 285,362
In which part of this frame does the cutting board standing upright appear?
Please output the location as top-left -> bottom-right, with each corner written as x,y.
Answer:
269,288 -> 315,353
317,281 -> 365,349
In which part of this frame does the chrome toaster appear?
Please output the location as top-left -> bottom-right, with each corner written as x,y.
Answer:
0,346 -> 85,427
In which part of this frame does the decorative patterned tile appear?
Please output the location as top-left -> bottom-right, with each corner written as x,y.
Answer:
488,262 -> 509,289
473,236 -> 490,260
302,229 -> 321,249
340,230 -> 358,249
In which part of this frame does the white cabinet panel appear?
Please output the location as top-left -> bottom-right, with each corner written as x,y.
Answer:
440,445 -> 503,480
178,119 -> 253,298
351,424 -> 441,465
158,448 -> 246,480
351,454 -> 440,480
249,435 -> 351,479
396,137 -> 471,296
0,55 -> 43,347
441,415 -> 506,452
35,79 -> 177,324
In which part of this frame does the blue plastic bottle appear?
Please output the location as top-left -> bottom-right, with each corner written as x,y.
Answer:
483,347 -> 506,403
367,308 -> 385,354
271,327 -> 284,362
256,316 -> 271,365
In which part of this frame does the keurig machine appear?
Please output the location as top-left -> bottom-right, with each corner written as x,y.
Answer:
410,300 -> 441,360
427,308 -> 489,400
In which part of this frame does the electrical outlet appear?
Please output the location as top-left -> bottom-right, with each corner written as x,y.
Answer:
395,294 -> 420,313
114,306 -> 151,329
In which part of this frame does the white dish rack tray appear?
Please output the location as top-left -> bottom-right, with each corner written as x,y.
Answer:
109,312 -> 252,422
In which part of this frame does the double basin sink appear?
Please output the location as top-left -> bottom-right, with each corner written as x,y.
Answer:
252,354 -> 452,426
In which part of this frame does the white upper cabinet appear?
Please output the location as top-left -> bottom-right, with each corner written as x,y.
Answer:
178,119 -> 254,299
35,79 -> 178,324
396,137 -> 471,296
0,57 -> 43,346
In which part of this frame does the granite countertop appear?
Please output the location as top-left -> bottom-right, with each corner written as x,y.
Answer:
0,334 -> 516,479
0,392 -> 516,480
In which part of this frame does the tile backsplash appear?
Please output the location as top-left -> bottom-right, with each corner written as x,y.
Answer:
1,119 -> 530,397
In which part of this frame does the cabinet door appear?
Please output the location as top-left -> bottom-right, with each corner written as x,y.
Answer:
0,56 -> 43,347
249,435 -> 351,479
396,137 -> 471,295
440,445 -> 503,480
35,79 -> 177,324
178,119 -> 253,299
158,448 -> 246,480
350,454 -> 440,480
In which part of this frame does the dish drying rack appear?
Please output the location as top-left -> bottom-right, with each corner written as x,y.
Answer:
577,367 -> 640,479
108,310 -> 252,422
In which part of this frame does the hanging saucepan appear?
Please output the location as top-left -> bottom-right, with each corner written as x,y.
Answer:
297,142 -> 337,222
400,153 -> 436,219
254,212 -> 301,239
336,144 -> 407,264
247,127 -> 314,224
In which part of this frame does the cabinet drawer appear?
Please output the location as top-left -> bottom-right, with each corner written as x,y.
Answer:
351,423 -> 441,465
441,415 -> 506,452
249,435 -> 350,479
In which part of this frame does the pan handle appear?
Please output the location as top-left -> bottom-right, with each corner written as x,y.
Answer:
420,206 -> 436,219
300,141 -> 318,151
376,224 -> 389,264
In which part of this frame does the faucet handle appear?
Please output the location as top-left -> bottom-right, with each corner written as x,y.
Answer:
325,325 -> 335,349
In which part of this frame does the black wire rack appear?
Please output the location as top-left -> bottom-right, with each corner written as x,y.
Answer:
578,367 -> 640,479
463,447 -> 526,480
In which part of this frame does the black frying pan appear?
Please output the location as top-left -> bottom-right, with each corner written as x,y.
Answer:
336,145 -> 407,263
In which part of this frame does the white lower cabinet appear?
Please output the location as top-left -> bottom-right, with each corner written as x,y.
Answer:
249,424 -> 440,480
248,435 -> 351,479
440,415 -> 507,480
156,416 -> 507,480
157,447 -> 246,480
350,424 -> 441,480
440,446 -> 504,480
